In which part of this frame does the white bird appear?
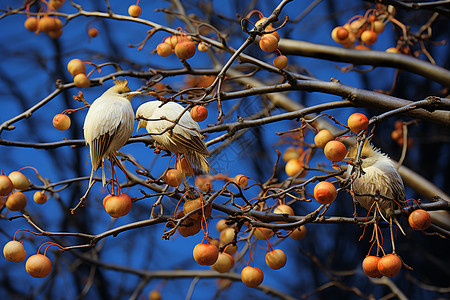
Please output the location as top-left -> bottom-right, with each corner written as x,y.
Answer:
346,141 -> 406,233
83,79 -> 141,188
135,101 -> 210,174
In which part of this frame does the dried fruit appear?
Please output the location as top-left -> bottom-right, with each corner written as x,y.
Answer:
193,243 -> 219,266
6,191 -> 27,211
314,129 -> 334,149
164,168 -> 183,187
241,266 -> 264,287
273,55 -> 288,69
156,43 -> 172,57
67,59 -> 86,76
378,254 -> 402,277
324,140 -> 347,162
362,256 -> 383,278
33,191 -> 48,204
74,73 -> 90,88
53,114 -> 71,131
234,174 -> 248,188
0,175 -> 14,196
265,249 -> 287,270
8,171 -> 31,190
104,194 -> 132,218
190,105 -> 208,122
174,40 -> 196,60
313,181 -> 337,205
26,254 -> 52,278
212,252 -> 234,273
259,34 -> 278,52
3,240 -> 27,263
408,209 -> 431,230
289,225 -> 307,240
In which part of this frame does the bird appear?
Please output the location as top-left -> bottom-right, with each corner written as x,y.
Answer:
135,101 -> 211,174
345,140 -> 406,232
83,79 -> 141,188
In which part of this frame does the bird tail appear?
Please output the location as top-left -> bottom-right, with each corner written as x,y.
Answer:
187,152 -> 214,174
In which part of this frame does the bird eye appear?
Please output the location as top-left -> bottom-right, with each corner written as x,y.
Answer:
361,155 -> 367,159
118,90 -> 124,94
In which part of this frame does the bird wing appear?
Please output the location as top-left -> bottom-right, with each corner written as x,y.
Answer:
84,96 -> 134,169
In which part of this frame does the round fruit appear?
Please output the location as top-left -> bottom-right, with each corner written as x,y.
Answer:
49,0 -> 65,10
361,30 -> 378,45
354,45 -> 371,51
219,227 -> 235,245
197,42 -> 209,52
314,129 -> 334,149
378,254 -> 402,277
53,114 -> 71,131
408,209 -> 431,230
212,252 -> 235,273
67,59 -> 86,76
348,113 -> 369,133
88,27 -> 98,38
265,249 -> 287,270
174,40 -> 196,60
38,16 -> 58,33
331,26 -> 349,44
74,73 -> 90,88
177,212 -> 201,237
156,42 -> 172,57
289,225 -> 307,240
6,191 -> 27,211
362,256 -> 382,278
190,105 -> 208,122
33,192 -> 48,204
8,171 -> 30,191
235,174 -> 248,188
193,243 -> 219,266
259,34 -> 278,52
164,168 -> 183,187
285,158 -> 306,177
48,28 -> 63,39
274,204 -> 294,216
253,227 -> 274,240
324,140 -> 347,162
273,55 -> 288,69
183,198 -> 211,220
216,219 -> 229,232
313,181 -> 337,205
24,17 -> 39,32
282,147 -> 302,162
149,290 -> 162,300
104,194 -> 132,218
26,254 -> 52,278
373,20 -> 385,34
164,35 -> 178,48
128,5 -> 141,18
3,240 -> 27,263
241,266 -> 264,287
0,175 -> 14,196
223,244 -> 238,255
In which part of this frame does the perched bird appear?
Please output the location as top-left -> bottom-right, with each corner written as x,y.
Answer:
345,140 -> 406,231
135,101 -> 210,174
83,79 -> 141,187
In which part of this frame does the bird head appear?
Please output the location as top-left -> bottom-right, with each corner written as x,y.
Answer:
345,140 -> 386,168
135,101 -> 161,132
107,79 -> 141,101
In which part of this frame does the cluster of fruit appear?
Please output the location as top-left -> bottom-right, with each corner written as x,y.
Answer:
67,58 -> 90,88
3,240 -> 54,278
0,171 -> 48,212
190,203 -> 307,288
391,120 -> 413,148
253,15 -> 288,70
23,0 -> 65,39
331,8 -> 389,50
156,33 -> 209,60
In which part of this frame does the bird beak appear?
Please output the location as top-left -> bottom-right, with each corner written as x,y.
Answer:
124,91 -> 142,100
343,157 -> 354,164
136,122 -> 143,132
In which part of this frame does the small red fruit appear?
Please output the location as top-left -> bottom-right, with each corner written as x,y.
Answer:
285,158 -> 306,177
53,114 -> 71,131
3,240 -> 27,263
324,140 -> 347,162
378,254 -> 402,277
104,194 -> 132,218
348,113 -> 369,133
24,17 -> 39,32
273,55 -> 288,69
212,252 -> 234,273
156,43 -> 172,57
26,254 -> 52,278
362,256 -> 382,278
0,175 -> 14,196
289,225 -> 307,240
8,171 -> 30,191
33,191 -> 48,204
6,191 -> 27,211
241,266 -> 264,287
74,73 -> 90,88
190,105 -> 208,122
128,5 -> 141,18
174,40 -> 196,60
314,129 -> 335,149
164,168 -> 183,187
193,243 -> 219,266
88,27 -> 98,38
265,249 -> 287,270
67,59 -> 86,76
234,174 -> 248,188
408,209 -> 431,230
259,34 -> 278,52
361,30 -> 378,45
313,181 -> 337,205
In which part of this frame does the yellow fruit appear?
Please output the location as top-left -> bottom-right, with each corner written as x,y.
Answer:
67,59 -> 86,76
314,129 -> 334,149
3,240 -> 27,263
128,5 -> 141,18
73,73 -> 90,88
26,254 -> 52,278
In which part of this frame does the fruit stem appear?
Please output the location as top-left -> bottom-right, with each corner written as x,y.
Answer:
44,243 -> 65,256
